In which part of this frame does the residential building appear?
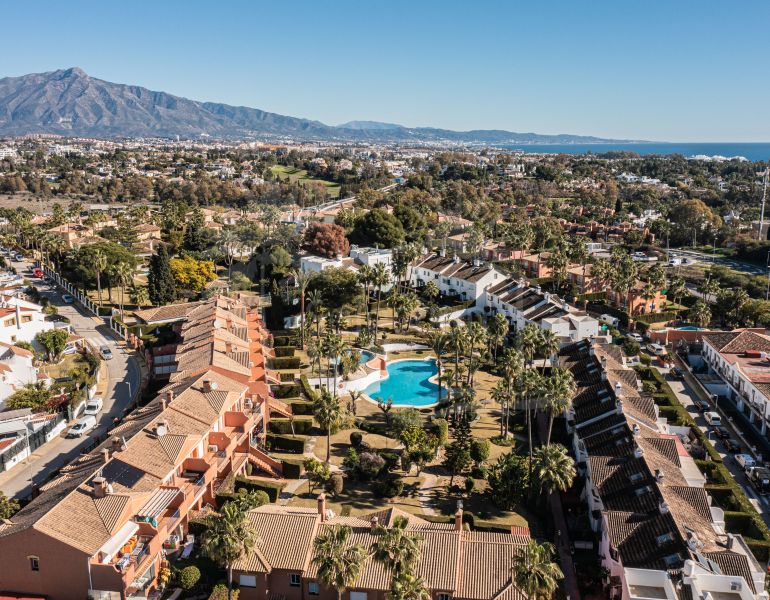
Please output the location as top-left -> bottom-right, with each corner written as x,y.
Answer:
0,296 -> 286,600
232,502 -> 533,600
0,409 -> 67,473
411,253 -> 501,302
0,342 -> 42,407
606,283 -> 667,317
0,296 -> 55,346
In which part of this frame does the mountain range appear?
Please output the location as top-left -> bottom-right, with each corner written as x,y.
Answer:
0,68 -> 626,144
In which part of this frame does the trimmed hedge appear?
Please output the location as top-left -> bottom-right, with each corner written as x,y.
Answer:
634,310 -> 681,325
281,459 -> 304,479
300,375 -> 317,400
290,400 -> 314,415
271,356 -> 301,370
268,417 -> 313,435
266,433 -> 306,454
273,383 -> 301,398
280,372 -> 295,382
274,346 -> 296,358
234,476 -> 286,502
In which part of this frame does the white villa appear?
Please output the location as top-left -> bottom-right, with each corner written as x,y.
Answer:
0,295 -> 54,346
410,253 -> 501,302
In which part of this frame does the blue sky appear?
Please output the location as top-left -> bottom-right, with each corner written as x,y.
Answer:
3,1 -> 770,141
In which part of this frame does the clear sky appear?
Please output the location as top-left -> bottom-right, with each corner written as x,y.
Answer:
3,0 -> 770,142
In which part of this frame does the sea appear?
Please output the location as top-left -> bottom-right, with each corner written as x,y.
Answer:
498,142 -> 770,162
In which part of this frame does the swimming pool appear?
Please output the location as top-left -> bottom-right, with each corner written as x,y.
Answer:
362,359 -> 445,407
677,326 -> 704,331
350,348 -> 375,365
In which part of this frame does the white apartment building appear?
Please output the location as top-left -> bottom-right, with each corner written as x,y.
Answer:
0,296 -> 55,346
0,342 -> 42,407
300,246 -> 395,290
411,253 -> 501,302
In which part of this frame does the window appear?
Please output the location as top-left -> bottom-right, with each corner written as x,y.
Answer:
308,582 -> 320,595
239,575 -> 257,588
656,532 -> 675,546
438,595 -> 451,600
21,315 -> 31,323
289,573 -> 301,587
29,556 -> 39,571
350,593 -> 368,600
4,318 -> 16,327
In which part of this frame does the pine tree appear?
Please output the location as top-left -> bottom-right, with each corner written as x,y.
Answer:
443,413 -> 473,486
148,245 -> 176,306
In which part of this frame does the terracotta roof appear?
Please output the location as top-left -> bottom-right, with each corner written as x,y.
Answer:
702,330 -> 770,353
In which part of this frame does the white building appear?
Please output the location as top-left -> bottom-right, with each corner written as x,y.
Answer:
300,247 -> 394,291
0,342 -> 42,407
411,253 -> 501,302
0,296 -> 55,346
0,409 -> 66,473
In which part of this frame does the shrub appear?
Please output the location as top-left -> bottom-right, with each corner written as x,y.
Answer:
358,452 -> 385,480
268,417 -> 313,435
464,476 -> 476,494
300,375 -> 317,400
271,356 -> 301,370
350,431 -> 363,447
328,473 -> 344,496
234,476 -> 286,502
432,418 -> 449,446
281,460 -> 303,479
622,339 -> 640,356
273,335 -> 292,347
210,584 -> 240,600
266,433 -> 306,454
274,346 -> 296,358
343,448 -> 360,473
179,566 -> 201,591
290,400 -> 314,415
273,383 -> 301,398
280,372 -> 295,382
373,476 -> 404,498
470,439 -> 491,465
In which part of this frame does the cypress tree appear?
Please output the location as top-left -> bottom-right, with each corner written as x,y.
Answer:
148,245 -> 176,306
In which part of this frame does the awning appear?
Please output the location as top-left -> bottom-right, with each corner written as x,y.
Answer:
98,520 -> 139,563
136,487 -> 179,519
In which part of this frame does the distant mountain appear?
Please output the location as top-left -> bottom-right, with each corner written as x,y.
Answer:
0,68 -> 630,144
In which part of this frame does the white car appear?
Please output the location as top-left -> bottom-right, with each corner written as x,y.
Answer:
736,454 -> 756,471
84,397 -> 103,416
100,346 -> 113,360
66,415 -> 97,438
704,411 -> 722,427
627,333 -> 644,342
668,258 -> 682,267
647,343 -> 666,356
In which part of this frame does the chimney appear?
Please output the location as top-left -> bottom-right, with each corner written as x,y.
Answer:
370,516 -> 379,532
632,424 -> 640,437
634,444 -> 644,459
101,448 -> 110,464
155,420 -> 168,436
164,390 -> 174,408
454,501 -> 463,531
112,436 -> 124,452
202,379 -> 212,393
92,476 -> 108,498
655,469 -> 664,483
659,500 -> 669,515
317,494 -> 327,522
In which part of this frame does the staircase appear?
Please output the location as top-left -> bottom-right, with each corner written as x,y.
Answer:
268,397 -> 293,418
248,446 -> 283,479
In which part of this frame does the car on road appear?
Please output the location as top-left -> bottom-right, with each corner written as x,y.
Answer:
61,293 -> 74,303
692,397 -> 710,412
722,438 -> 741,453
669,367 -> 684,380
748,466 -> 770,495
713,426 -> 731,440
627,333 -> 644,342
99,346 -> 113,360
668,258 -> 682,266
647,343 -> 667,356
736,454 -> 756,471
66,415 -> 97,438
704,411 -> 722,426
84,397 -> 103,416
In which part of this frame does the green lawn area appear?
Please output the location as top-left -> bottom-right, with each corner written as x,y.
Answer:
271,165 -> 341,198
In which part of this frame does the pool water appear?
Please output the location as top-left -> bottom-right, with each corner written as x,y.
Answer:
363,359 -> 445,407
677,326 -> 703,331
351,349 -> 375,365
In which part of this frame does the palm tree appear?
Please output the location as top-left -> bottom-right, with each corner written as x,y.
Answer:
518,369 -> 544,480
531,443 -> 576,498
448,321 -> 468,390
427,331 -> 449,403
307,289 -> 326,340
323,333 -> 345,397
536,328 -> 559,374
372,515 -> 422,577
464,321 -> 487,386
511,539 -> 564,600
115,262 -> 134,322
313,388 -> 345,463
569,237 -> 590,294
358,264 -> 374,322
93,249 -> 107,308
292,269 -> 316,348
542,368 -> 576,445
517,324 -> 540,367
499,347 -> 524,438
487,313 -> 509,361
311,525 -> 366,600
372,262 -> 390,341
689,299 -> 712,328
202,502 -> 259,600
491,379 -> 514,438
307,338 -> 323,381
388,571 -> 431,600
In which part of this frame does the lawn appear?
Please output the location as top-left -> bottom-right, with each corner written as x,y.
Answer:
42,353 -> 90,380
271,165 -> 341,199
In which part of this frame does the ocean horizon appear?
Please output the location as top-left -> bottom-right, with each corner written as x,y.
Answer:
498,142 -> 770,162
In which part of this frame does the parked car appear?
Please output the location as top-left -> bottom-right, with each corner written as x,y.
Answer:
692,397 -> 710,412
600,314 -> 620,328
13,253 -> 23,261
84,397 -> 103,416
722,438 -> 741,453
627,333 -> 644,342
669,367 -> 684,380
647,343 -> 667,356
100,346 -> 113,360
61,293 -> 74,303
704,411 -> 722,426
32,268 -> 44,278
668,258 -> 682,266
736,454 -> 756,471
66,415 -> 97,438
713,426 -> 731,440
748,466 -> 770,495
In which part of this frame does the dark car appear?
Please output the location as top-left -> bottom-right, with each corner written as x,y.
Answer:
692,398 -> 710,412
670,367 -> 684,380
723,438 -> 741,452
714,426 -> 731,440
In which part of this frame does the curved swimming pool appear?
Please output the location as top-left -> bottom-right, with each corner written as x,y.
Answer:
362,359 -> 446,407
349,348 -> 375,365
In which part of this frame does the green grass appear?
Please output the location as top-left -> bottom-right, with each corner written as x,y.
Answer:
271,165 -> 341,198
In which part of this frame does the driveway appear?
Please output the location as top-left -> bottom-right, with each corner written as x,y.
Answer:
654,363 -> 770,524
0,258 -> 140,499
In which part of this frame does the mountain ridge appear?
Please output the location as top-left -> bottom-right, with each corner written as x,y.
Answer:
0,68 -> 633,144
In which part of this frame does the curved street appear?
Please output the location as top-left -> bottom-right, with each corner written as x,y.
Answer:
0,257 -> 140,499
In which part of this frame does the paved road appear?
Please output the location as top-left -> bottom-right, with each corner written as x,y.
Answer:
654,362 -> 770,525
670,248 -> 766,276
0,257 -> 140,500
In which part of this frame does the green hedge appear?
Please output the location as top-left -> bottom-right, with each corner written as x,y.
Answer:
300,375 -> 317,400
273,383 -> 301,398
234,476 -> 286,502
274,346 -> 296,358
273,335 -> 293,347
266,433 -> 306,454
281,459 -> 304,479
290,400 -> 314,415
588,302 -> 628,326
271,356 -> 301,370
634,311 -> 680,325
268,417 -> 313,435
280,372 -> 295,382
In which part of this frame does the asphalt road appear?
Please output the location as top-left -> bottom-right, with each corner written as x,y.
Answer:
669,249 -> 766,276
0,257 -> 140,500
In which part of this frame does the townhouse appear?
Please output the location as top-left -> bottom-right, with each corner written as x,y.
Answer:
410,253 -> 501,303
606,282 -> 667,317
559,340 -> 766,600
0,341 -> 43,406
700,330 -> 770,438
482,278 -> 599,343
0,296 -> 285,600
0,295 -> 55,346
232,502 -> 533,600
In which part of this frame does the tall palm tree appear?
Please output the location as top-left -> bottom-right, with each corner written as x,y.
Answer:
536,328 -> 559,374
499,347 -> 525,438
427,331 -> 449,403
542,368 -> 576,445
307,289 -> 326,340
311,525 -> 366,600
448,321 -> 468,390
531,443 -> 576,498
307,338 -> 323,381
293,269 -> 316,348
372,516 -> 422,577
313,388 -> 345,463
518,369 -> 544,481
93,249 -> 107,308
517,323 -> 540,367
372,262 -> 390,341
202,502 -> 258,600
511,539 -> 564,600
388,571 -> 431,600
689,299 -> 712,328
358,264 -> 374,322
115,262 -> 134,322
323,333 -> 345,397
464,321 -> 487,386
491,379 -> 514,438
